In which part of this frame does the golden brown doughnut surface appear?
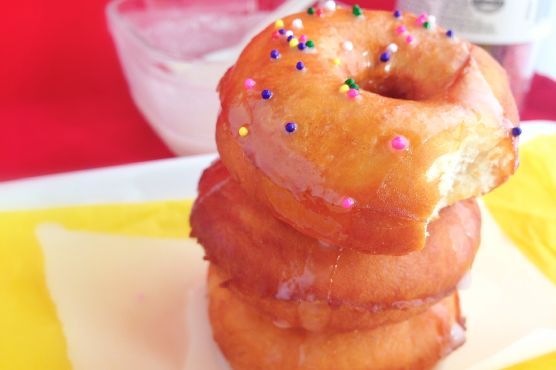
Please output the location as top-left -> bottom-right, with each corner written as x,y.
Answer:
208,264 -> 465,370
216,8 -> 518,254
191,161 -> 480,331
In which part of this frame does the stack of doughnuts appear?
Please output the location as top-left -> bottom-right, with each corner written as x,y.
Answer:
191,5 -> 519,370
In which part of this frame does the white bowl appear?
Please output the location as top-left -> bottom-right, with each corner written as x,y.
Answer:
106,0 -> 269,155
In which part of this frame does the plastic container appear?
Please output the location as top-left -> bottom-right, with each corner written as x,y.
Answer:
106,0 -> 271,154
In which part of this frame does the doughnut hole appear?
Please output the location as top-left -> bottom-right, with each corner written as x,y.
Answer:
359,74 -> 420,101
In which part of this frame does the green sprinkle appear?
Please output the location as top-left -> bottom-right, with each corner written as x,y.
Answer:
423,21 -> 431,29
307,7 -> 315,15
344,79 -> 360,90
352,4 -> 363,16
306,40 -> 315,48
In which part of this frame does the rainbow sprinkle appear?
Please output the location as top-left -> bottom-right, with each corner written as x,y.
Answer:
306,40 -> 315,48
386,43 -> 398,53
244,78 -> 256,89
352,4 -> 363,16
289,37 -> 300,47
299,34 -> 308,42
345,78 -> 359,90
332,57 -> 341,65
285,122 -> 297,133
417,13 -> 436,29
347,88 -> 359,98
275,19 -> 284,29
391,135 -> 409,150
238,126 -> 249,137
307,7 -> 315,15
395,25 -> 407,34
339,84 -> 350,93
416,13 -> 427,25
343,41 -> 354,51
341,197 -> 355,209
395,24 -> 413,44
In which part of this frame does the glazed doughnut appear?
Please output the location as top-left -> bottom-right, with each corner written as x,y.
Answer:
208,264 -> 465,370
216,8 -> 518,254
191,161 -> 480,332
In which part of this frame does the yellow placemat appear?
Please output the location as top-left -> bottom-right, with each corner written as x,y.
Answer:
504,350 -> 556,370
484,133 -> 556,286
0,200 -> 192,370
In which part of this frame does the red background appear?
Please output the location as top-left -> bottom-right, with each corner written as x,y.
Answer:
1,0 -> 555,181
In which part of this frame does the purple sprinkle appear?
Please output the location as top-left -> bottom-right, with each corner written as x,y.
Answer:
393,9 -> 401,18
511,127 -> 522,137
278,28 -> 286,35
285,122 -> 297,133
380,51 -> 391,62
298,42 -> 306,50
446,29 -> 454,38
270,49 -> 280,59
287,35 -> 294,42
261,89 -> 273,100
296,61 -> 305,70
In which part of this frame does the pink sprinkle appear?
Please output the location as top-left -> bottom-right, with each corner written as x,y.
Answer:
347,88 -> 359,98
417,13 -> 427,25
316,8 -> 324,17
391,135 -> 409,150
299,34 -> 308,42
405,34 -> 414,44
244,78 -> 256,89
271,31 -> 280,40
395,25 -> 407,34
341,197 -> 355,209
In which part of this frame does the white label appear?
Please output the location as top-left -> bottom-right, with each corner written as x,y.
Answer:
396,0 -> 552,44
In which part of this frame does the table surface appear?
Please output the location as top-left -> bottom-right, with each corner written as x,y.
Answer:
2,0 -> 555,182
1,127 -> 555,369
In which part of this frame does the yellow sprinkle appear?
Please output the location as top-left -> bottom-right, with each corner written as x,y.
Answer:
332,57 -> 341,65
275,19 -> 284,29
289,38 -> 299,47
339,84 -> 350,93
238,126 -> 249,137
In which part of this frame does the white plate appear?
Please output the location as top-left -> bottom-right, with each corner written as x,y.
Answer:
1,121 -> 556,370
